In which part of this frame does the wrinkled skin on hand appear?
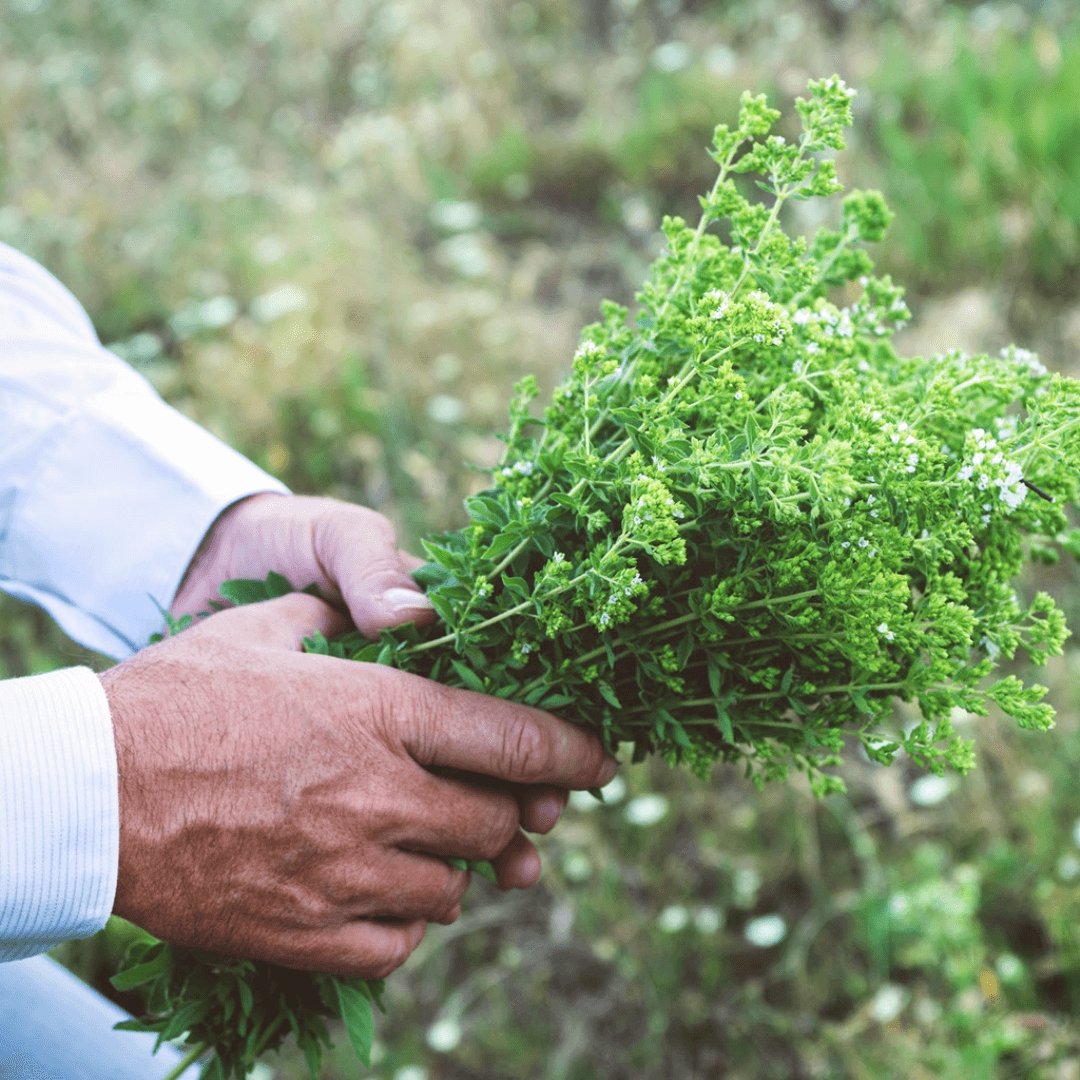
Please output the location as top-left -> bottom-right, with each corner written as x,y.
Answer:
172,493 -> 580,873
171,493 -> 437,639
101,495 -> 616,978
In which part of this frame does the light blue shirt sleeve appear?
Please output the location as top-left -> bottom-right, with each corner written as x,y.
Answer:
0,242 -> 289,956
0,241 -> 288,657
0,668 -> 117,962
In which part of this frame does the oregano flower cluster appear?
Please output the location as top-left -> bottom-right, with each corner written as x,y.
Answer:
324,75 -> 1078,794
116,77 -> 1080,1078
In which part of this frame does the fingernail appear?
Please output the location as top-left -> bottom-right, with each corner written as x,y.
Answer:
384,587 -> 435,613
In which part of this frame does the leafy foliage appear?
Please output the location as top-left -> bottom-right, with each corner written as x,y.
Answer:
869,17 -> 1080,294
112,929 -> 382,1079
334,76 -> 1077,792
114,78 -> 1079,1077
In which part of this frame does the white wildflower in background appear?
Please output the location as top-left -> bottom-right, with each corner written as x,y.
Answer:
430,199 -> 483,233
908,774 -> 954,807
561,850 -> 592,882
694,906 -> 725,935
869,984 -> 909,1024
657,905 -> 690,933
425,1017 -> 462,1053
733,867 -> 762,908
250,283 -> 310,322
744,914 -> 787,948
426,394 -> 467,425
623,794 -> 669,827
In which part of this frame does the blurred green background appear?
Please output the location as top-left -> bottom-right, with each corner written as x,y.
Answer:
3,0 -> 1080,1076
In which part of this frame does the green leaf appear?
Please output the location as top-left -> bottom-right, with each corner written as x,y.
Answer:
263,570 -> 295,598
450,659 -> 485,692
539,692 -> 576,709
715,704 -> 735,745
202,1055 -> 226,1080
110,951 -> 170,991
350,642 -> 385,663
237,980 -> 254,1019
112,1018 -> 156,1034
464,493 -> 509,529
482,530 -> 524,560
471,860 -> 498,884
850,689 -> 873,715
598,682 -> 622,709
218,577 -> 276,606
300,1034 -> 323,1079
366,979 -> 387,1013
670,723 -> 694,751
707,663 -> 723,698
159,1000 -> 209,1041
522,684 -> 547,705
334,980 -> 375,1067
427,590 -> 459,625
412,561 -> 452,588
501,575 -> 530,601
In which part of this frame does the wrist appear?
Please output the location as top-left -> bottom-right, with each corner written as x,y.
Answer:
171,492 -> 289,617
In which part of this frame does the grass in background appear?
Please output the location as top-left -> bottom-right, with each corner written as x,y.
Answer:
866,11 -> 1080,297
3,1 -> 1080,1076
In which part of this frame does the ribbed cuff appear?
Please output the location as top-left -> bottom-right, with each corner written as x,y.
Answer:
0,667 -> 118,961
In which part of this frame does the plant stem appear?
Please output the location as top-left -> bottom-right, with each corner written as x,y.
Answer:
409,537 -> 630,654
161,1044 -> 206,1080
668,681 -> 905,709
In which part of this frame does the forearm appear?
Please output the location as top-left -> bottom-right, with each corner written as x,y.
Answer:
0,243 -> 288,959
0,241 -> 287,659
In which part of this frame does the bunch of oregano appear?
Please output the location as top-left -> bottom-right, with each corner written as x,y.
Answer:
114,77 -> 1080,1078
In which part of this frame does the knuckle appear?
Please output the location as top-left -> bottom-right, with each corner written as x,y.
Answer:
366,936 -> 415,980
365,509 -> 397,544
318,498 -> 396,544
387,673 -> 448,756
499,714 -> 554,783
358,664 -> 407,733
474,798 -> 521,859
432,873 -> 468,925
435,902 -> 462,927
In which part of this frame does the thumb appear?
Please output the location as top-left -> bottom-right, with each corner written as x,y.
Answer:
195,592 -> 351,651
312,507 -> 435,638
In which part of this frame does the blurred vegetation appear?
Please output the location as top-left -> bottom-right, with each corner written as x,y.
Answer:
867,12 -> 1080,297
3,0 -> 1080,1076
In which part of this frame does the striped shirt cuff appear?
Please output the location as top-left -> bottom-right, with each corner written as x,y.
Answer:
0,667 -> 117,960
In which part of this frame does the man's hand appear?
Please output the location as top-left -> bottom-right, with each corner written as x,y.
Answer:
171,492 -> 434,638
169,492 -> 575,861
101,594 -> 616,978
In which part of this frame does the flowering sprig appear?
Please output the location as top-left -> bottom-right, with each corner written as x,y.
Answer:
358,77 -> 1076,793
116,77 -> 1079,1079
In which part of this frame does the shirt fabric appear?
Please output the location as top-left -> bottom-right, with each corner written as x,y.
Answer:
0,241 -> 287,959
